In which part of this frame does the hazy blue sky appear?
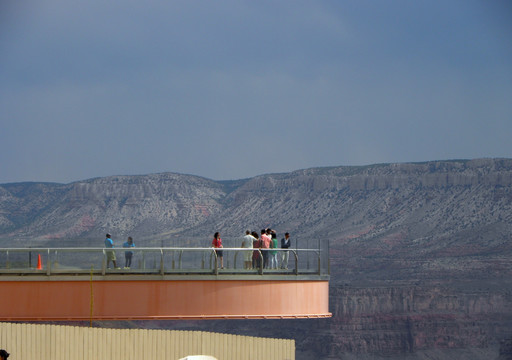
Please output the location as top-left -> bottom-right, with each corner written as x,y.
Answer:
1,1 -> 511,184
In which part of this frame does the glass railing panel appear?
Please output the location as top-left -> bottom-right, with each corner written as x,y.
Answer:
0,245 -> 330,276
48,248 -> 104,273
0,249 -> 39,271
124,248 -> 163,273
163,248 -> 211,272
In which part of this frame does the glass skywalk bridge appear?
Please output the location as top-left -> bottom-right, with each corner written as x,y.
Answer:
0,246 -> 331,321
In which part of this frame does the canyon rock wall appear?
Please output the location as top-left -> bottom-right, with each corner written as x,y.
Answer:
2,158 -> 512,359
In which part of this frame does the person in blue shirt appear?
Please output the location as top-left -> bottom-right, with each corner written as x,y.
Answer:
123,236 -> 135,269
104,233 -> 119,269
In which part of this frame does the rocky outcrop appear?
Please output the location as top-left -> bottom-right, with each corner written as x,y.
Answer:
328,286 -> 511,354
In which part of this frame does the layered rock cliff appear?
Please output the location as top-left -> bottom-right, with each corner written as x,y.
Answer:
2,158 -> 512,359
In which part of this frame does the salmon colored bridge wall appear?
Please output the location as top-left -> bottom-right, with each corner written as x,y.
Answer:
0,278 -> 331,321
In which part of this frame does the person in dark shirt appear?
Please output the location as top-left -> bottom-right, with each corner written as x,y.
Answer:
281,232 -> 291,269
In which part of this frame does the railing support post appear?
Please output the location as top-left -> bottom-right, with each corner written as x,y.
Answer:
258,250 -> 263,275
291,250 -> 298,275
213,249 -> 218,275
160,249 -> 164,275
101,250 -> 106,275
46,249 -> 51,276
317,251 -> 321,275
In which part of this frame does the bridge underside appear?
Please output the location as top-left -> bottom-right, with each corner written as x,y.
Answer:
0,275 -> 331,321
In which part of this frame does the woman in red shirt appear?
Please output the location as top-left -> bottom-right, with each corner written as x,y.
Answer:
252,231 -> 261,269
212,232 -> 224,269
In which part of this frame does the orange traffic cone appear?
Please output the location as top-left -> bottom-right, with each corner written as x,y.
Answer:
37,254 -> 42,270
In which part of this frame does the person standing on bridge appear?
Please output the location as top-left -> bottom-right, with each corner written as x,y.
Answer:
212,232 -> 224,269
261,229 -> 271,268
281,232 -> 291,269
241,230 -> 255,269
123,236 -> 135,269
104,233 -> 119,269
269,231 -> 278,269
252,231 -> 261,269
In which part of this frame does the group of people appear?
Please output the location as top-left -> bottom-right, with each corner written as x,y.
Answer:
104,233 -> 135,269
213,229 -> 291,270
103,229 -> 292,271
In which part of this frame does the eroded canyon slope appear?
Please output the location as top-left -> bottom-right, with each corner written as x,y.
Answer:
1,158 -> 512,359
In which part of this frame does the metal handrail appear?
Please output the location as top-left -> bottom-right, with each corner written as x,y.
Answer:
0,247 -> 328,276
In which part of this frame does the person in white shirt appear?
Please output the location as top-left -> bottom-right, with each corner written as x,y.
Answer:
241,230 -> 255,269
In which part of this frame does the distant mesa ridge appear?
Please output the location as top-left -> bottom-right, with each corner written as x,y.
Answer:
1,158 -> 511,243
